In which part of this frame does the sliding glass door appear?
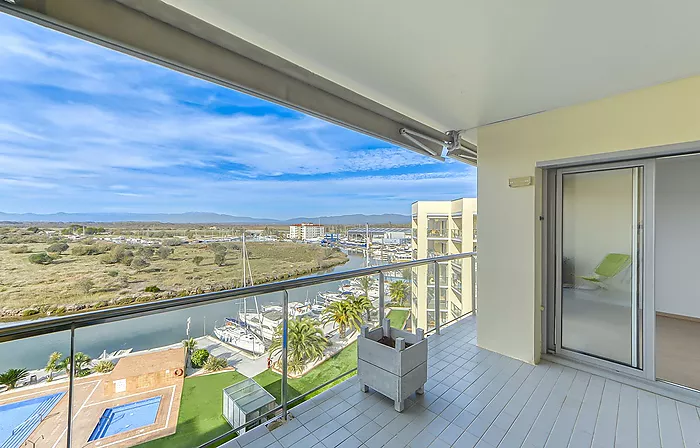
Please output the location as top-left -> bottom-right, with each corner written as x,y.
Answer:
555,163 -> 644,369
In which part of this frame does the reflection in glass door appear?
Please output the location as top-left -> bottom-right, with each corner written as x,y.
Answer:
557,166 -> 643,368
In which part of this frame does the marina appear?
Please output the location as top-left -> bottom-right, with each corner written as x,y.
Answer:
0,252 -> 390,371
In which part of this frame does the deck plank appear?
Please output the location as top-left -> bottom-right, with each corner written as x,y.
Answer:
637,390 -> 662,448
614,384 -> 638,448
656,396 -> 684,448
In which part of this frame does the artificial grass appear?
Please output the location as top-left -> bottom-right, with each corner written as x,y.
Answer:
141,310 -> 412,447
252,309 -> 410,404
386,309 -> 409,329
138,371 -> 246,448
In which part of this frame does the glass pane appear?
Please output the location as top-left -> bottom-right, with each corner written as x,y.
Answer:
560,168 -> 640,366
0,330 -> 71,448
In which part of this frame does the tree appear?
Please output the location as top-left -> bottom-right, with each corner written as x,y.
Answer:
28,252 -> 52,265
60,352 -> 91,376
192,256 -> 204,266
389,281 -> 410,306
214,252 -> 226,266
322,298 -> 362,338
190,349 -> 210,368
47,242 -> 69,254
92,360 -> 115,374
357,276 -> 373,300
203,356 -> 228,372
0,368 -> 29,389
350,294 -> 373,322
130,257 -> 150,269
45,352 -> 62,382
77,278 -> 94,295
182,338 -> 197,368
269,317 -> 328,374
157,246 -> 172,260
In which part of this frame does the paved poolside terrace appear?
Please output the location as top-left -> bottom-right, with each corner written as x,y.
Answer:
222,315 -> 700,448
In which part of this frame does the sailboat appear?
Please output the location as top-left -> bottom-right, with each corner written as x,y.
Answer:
213,233 -> 266,355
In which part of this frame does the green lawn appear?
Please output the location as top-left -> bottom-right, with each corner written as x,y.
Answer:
386,309 -> 409,329
140,310 -> 411,447
252,309 -> 410,404
138,371 -> 246,448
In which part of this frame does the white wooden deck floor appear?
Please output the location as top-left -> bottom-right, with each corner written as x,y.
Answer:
223,316 -> 700,448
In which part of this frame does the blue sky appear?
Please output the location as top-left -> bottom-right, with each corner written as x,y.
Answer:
0,14 -> 476,219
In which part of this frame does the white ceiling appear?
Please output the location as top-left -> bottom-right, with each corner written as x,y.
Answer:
163,0 -> 700,142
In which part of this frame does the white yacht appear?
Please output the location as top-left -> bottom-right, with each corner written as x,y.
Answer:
214,322 -> 265,355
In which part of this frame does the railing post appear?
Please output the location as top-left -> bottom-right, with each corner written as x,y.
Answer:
471,255 -> 477,315
66,324 -> 75,448
282,289 -> 289,421
378,272 -> 385,326
434,260 -> 440,335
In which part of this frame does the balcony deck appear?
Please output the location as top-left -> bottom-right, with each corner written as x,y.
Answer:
224,316 -> 700,448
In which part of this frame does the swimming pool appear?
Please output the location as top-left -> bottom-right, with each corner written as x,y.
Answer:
0,392 -> 65,448
88,396 -> 162,442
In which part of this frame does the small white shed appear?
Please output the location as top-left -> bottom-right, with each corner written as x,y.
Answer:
222,379 -> 276,433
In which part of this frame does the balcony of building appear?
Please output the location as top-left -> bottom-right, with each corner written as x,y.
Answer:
231,315 -> 700,448
427,219 -> 449,240
451,229 -> 462,242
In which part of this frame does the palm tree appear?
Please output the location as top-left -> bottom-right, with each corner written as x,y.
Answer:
182,338 -> 197,368
60,352 -> 92,377
389,281 -> 410,306
45,351 -> 62,382
357,276 -> 373,300
350,294 -> 373,322
0,368 -> 29,389
322,298 -> 362,338
269,317 -> 328,374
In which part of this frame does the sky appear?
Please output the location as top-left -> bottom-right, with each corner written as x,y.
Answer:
0,13 -> 476,219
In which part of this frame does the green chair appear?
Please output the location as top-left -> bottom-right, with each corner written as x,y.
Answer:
579,253 -> 631,288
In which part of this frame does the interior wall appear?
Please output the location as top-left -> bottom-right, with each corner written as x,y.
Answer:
655,155 -> 700,319
562,169 -> 633,291
477,74 -> 700,364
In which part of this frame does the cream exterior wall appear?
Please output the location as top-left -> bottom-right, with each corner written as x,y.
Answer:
411,199 -> 476,331
476,75 -> 700,365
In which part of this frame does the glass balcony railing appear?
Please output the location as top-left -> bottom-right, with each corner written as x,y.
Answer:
451,229 -> 462,240
412,228 -> 417,239
426,228 -> 448,238
0,252 -> 476,448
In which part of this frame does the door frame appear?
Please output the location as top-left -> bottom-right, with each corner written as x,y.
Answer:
548,159 -> 656,380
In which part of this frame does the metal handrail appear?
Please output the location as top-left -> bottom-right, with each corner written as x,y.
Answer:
0,252 -> 475,342
0,251 -> 476,447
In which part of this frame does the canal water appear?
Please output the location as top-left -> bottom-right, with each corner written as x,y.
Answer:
0,252 -> 383,370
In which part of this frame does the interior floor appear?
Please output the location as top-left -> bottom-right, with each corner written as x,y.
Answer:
656,313 -> 700,391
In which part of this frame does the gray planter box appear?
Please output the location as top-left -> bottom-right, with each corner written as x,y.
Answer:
357,319 -> 427,412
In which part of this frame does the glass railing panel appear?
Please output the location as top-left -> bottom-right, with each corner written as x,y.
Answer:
71,293 -> 283,447
451,229 -> 462,240
426,228 -> 448,238
0,330 -> 71,448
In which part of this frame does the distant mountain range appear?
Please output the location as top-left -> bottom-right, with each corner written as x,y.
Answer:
0,212 -> 411,225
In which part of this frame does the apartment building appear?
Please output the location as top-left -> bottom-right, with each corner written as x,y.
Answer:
288,223 -> 325,241
411,198 -> 477,330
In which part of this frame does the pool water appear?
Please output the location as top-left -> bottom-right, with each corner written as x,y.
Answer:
88,396 -> 162,442
0,392 -> 65,448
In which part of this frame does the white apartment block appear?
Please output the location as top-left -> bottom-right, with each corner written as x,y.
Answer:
411,198 -> 477,331
288,223 -> 325,241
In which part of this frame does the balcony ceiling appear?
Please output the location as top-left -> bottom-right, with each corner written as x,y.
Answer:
161,0 -> 700,143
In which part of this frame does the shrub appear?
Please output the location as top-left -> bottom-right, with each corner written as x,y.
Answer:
190,349 -> 210,368
214,252 -> 226,266
138,246 -> 154,258
92,360 -> 115,373
77,278 -> 94,294
107,270 -> 119,277
46,242 -> 69,254
144,285 -> 161,293
203,356 -> 228,372
163,238 -> 182,246
28,252 -> 52,265
130,257 -> 150,269
22,308 -> 39,316
9,245 -> 31,254
192,256 -> 204,266
72,243 -> 111,256
157,246 -> 172,260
